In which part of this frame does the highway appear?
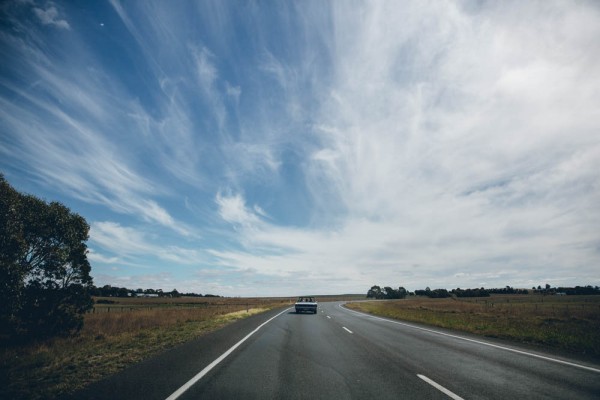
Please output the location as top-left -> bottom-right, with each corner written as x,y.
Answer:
76,302 -> 600,399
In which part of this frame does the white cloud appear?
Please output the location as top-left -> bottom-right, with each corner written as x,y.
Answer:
224,142 -> 282,179
311,0 -> 600,222
90,222 -> 202,265
0,22 -> 199,237
206,1 -> 600,292
225,82 -> 241,102
90,222 -> 153,255
193,46 -> 218,92
215,192 -> 261,226
33,4 -> 70,30
87,249 -> 120,265
140,200 -> 191,237
3,1 -> 599,296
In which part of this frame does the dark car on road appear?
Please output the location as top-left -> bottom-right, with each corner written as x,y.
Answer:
295,297 -> 317,314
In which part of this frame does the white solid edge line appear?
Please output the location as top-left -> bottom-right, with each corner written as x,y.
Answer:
340,304 -> 600,374
165,308 -> 291,400
418,374 -> 464,400
343,326 -> 353,334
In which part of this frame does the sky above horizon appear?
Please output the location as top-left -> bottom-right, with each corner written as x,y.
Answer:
1,0 -> 599,296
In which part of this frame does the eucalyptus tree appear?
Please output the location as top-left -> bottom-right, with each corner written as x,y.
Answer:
0,175 -> 93,341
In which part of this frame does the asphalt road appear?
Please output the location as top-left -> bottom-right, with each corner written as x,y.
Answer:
75,302 -> 600,399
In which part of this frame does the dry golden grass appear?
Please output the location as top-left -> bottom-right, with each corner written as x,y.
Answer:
0,298 -> 285,400
85,303 -> 255,336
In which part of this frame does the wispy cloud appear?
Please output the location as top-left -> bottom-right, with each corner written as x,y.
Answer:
2,1 -> 599,296
90,222 -> 203,265
0,1 -> 200,237
208,1 -> 600,293
33,3 -> 70,30
215,192 -> 262,227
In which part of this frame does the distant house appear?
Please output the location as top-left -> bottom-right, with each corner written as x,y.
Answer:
143,293 -> 159,297
556,292 -> 567,296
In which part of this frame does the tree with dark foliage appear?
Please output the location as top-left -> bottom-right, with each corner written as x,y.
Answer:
367,285 -> 409,299
0,175 -> 93,341
367,285 -> 383,299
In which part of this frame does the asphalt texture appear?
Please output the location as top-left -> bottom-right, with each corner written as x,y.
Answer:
72,302 -> 600,400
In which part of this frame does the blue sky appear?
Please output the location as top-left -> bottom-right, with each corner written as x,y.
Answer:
1,1 -> 599,296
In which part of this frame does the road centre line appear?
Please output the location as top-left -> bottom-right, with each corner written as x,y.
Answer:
327,316 -> 331,319
417,374 -> 464,400
343,326 -> 353,334
165,308 -> 291,400
340,304 -> 600,374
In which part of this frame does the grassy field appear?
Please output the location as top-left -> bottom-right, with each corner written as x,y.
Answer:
346,294 -> 600,359
0,296 -> 290,400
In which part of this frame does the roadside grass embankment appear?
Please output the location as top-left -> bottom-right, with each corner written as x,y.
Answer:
0,297 -> 289,400
346,295 -> 600,359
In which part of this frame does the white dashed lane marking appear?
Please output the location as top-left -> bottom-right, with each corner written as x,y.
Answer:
417,374 -> 464,400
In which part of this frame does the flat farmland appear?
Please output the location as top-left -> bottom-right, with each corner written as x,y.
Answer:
347,294 -> 600,359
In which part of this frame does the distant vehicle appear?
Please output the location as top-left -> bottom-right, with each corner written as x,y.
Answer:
295,297 -> 318,314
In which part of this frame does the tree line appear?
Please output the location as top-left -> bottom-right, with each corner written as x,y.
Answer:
367,284 -> 600,299
531,284 -> 600,296
90,285 -> 219,298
